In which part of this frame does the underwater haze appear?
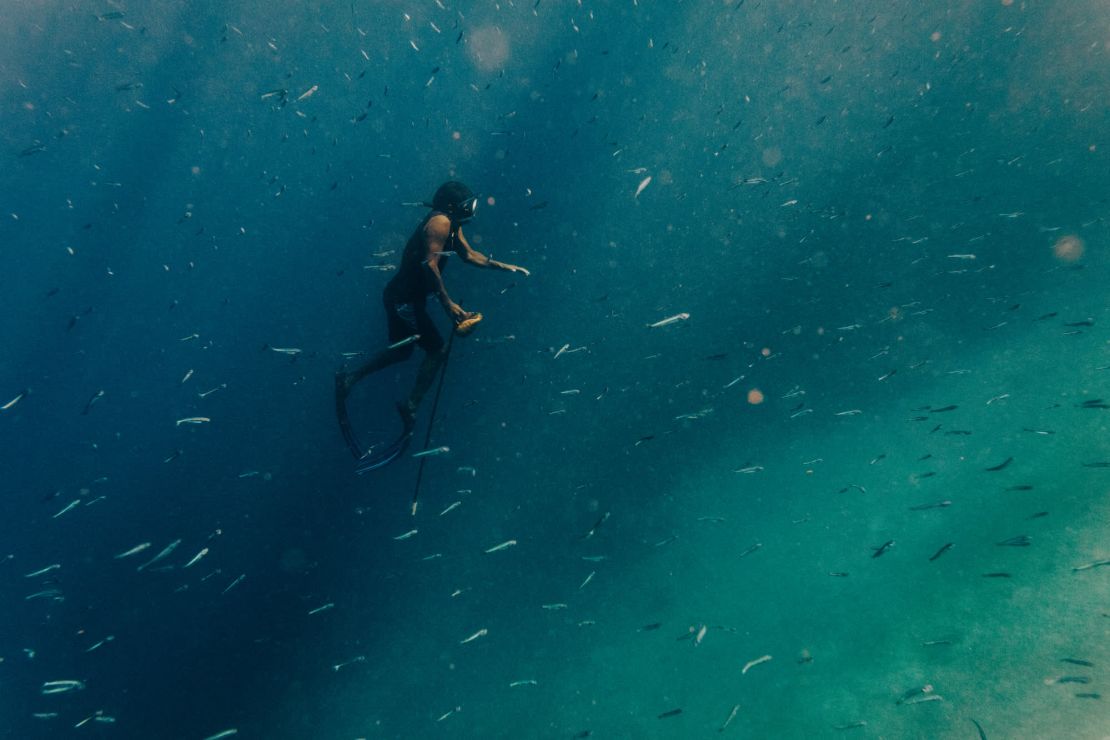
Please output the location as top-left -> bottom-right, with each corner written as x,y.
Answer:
2,0 -> 1110,738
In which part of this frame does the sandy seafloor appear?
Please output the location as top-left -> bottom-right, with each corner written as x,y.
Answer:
1,1 -> 1108,738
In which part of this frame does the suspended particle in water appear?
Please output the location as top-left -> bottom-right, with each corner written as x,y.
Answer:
747,388 -> 765,405
1052,234 -> 1084,263
468,26 -> 510,71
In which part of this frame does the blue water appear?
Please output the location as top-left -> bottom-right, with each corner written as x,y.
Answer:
3,1 -> 1109,738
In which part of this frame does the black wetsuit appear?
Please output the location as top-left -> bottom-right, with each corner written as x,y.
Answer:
382,211 -> 458,355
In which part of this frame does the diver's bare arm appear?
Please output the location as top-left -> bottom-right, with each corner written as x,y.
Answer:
455,228 -> 530,275
424,260 -> 452,308
424,219 -> 468,321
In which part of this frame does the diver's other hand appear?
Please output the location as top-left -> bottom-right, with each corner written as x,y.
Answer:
447,301 -> 471,323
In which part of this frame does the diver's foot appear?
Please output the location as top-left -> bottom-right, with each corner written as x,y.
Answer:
396,400 -> 416,432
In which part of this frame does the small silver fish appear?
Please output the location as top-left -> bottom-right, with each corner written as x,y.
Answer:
24,564 -> 61,578
1,389 -> 27,410
114,542 -> 152,559
742,654 -> 772,674
52,500 -> 81,519
648,312 -> 690,328
412,446 -> 450,458
387,334 -> 421,350
183,548 -> 209,568
41,679 -> 85,695
137,539 -> 181,571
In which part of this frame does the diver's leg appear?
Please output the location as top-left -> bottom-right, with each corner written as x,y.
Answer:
398,308 -> 446,425
335,298 -> 417,459
337,347 -> 408,400
337,299 -> 416,401
335,344 -> 413,459
404,348 -> 446,412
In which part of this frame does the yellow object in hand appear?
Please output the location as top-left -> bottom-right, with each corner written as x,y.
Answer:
456,313 -> 483,336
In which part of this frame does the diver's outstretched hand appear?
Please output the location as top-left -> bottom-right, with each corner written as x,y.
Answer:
500,262 -> 530,276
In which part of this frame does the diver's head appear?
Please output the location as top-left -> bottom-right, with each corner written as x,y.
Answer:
432,181 -> 478,222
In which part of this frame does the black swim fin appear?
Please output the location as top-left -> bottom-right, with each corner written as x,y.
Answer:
354,428 -> 413,474
337,371 -> 417,473
355,404 -> 415,473
335,373 -> 366,460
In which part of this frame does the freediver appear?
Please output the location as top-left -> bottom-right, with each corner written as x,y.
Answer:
335,181 -> 529,463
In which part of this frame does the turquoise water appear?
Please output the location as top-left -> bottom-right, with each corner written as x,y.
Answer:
2,1 -> 1108,738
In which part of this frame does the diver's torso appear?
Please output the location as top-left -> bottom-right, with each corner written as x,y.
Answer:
385,212 -> 453,304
